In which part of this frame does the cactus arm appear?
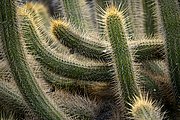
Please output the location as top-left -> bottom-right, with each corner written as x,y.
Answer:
129,39 -> 165,61
21,3 -> 55,45
51,19 -> 110,61
24,2 -> 50,28
102,6 -> 139,117
0,0 -> 63,119
18,10 -> 111,81
106,6 -> 138,101
42,68 -> 109,96
157,0 -> 180,98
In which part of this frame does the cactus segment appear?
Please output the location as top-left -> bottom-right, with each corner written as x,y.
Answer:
18,10 -> 111,81
21,2 -> 50,28
61,0 -> 94,31
128,0 -> 145,39
20,3 -> 55,44
0,0 -> 63,119
42,68 -> 109,96
129,38 -> 165,61
104,5 -> 138,104
130,94 -> 165,120
142,0 -> 158,37
51,19 -> 110,61
157,0 -> 180,100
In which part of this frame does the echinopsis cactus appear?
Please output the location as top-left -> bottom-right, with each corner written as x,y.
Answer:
0,0 -> 180,120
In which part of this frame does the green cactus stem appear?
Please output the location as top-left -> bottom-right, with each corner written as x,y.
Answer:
105,5 -> 138,101
18,8 -> 111,81
20,3 -> 54,45
42,68 -> 109,96
51,19 -> 110,61
129,38 -> 165,61
0,0 -> 63,119
157,0 -> 180,103
142,0 -> 158,37
23,2 -> 50,28
60,0 -> 95,31
128,0 -> 145,39
103,5 -> 139,116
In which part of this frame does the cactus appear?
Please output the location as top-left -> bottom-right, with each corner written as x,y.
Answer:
129,94 -> 165,120
0,0 -> 180,119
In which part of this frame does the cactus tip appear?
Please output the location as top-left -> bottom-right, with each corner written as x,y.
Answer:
51,19 -> 68,32
129,94 -> 165,120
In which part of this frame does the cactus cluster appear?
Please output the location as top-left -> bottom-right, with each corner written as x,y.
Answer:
0,0 -> 180,120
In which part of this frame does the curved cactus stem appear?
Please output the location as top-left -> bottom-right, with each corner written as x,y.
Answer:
42,68 -> 110,96
22,2 -> 50,28
157,0 -> 180,110
20,3 -> 54,45
51,19 -> 111,61
129,38 -> 165,61
0,0 -> 63,119
18,9 -> 111,81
